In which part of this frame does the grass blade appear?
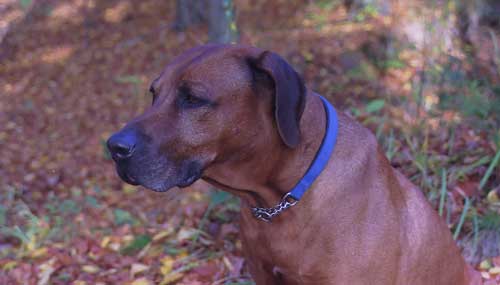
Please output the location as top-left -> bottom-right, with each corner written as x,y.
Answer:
439,168 -> 447,217
479,149 -> 500,191
453,197 -> 470,240
385,129 -> 395,161
472,210 -> 479,257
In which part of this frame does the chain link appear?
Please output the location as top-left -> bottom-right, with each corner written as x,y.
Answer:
251,192 -> 298,222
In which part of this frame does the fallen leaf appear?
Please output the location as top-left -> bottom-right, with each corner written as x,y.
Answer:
487,190 -> 499,204
177,228 -> 197,241
177,250 -> 188,259
121,235 -> 151,255
31,247 -> 48,258
2,260 -> 17,271
223,256 -> 233,272
37,258 -> 56,285
160,256 -> 175,275
153,229 -> 173,242
159,272 -> 184,285
131,277 -> 152,285
82,264 -> 100,273
100,236 -> 111,248
27,235 -> 37,252
109,242 -> 121,251
192,262 -> 219,280
480,259 -> 493,270
130,263 -> 149,278
122,183 -> 137,194
489,266 -> 500,275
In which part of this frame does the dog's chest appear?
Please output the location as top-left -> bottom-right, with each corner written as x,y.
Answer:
240,217 -> 321,283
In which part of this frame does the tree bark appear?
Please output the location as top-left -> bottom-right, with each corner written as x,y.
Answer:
173,0 -> 238,44
173,0 -> 206,31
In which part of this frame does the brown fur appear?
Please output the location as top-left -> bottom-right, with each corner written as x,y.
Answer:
108,44 -> 481,284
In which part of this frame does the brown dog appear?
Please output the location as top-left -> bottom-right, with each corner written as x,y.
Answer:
107,44 -> 479,284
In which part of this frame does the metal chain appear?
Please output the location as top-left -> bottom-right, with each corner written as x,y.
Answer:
251,192 -> 298,222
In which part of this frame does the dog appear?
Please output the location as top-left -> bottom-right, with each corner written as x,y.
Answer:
107,44 -> 479,284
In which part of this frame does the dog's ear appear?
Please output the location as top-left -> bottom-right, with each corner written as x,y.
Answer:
247,51 -> 307,148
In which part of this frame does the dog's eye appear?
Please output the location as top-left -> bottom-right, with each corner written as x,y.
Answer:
177,86 -> 208,109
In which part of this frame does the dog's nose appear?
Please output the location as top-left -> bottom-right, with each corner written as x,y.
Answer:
107,129 -> 137,160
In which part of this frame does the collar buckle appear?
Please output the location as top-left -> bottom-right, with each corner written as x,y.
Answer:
251,192 -> 298,222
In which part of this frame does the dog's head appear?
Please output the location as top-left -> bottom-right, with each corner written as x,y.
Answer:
107,44 -> 306,192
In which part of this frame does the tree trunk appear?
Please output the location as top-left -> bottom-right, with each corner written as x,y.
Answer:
173,0 -> 206,31
173,0 -> 238,44
208,0 -> 237,43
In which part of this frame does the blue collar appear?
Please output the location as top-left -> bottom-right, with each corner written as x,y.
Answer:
252,96 -> 339,222
289,96 -> 339,200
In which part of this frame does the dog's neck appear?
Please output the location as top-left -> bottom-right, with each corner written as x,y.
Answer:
202,91 -> 327,209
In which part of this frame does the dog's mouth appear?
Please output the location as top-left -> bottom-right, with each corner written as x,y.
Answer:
114,160 -> 203,191
117,168 -> 140,186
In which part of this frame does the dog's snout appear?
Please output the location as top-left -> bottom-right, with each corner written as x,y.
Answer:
107,129 -> 137,160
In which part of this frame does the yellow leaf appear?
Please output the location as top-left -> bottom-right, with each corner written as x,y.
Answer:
191,192 -> 203,201
153,229 -> 173,242
160,256 -> 175,275
145,245 -> 164,258
31,247 -> 48,258
487,190 -> 499,203
3,261 -> 17,271
88,252 -> 99,261
82,265 -> 100,273
72,281 -> 87,285
177,250 -> 188,259
131,277 -> 152,285
159,272 -> 184,285
130,263 -> 149,278
27,235 -> 37,252
100,236 -> 111,248
122,184 -> 137,194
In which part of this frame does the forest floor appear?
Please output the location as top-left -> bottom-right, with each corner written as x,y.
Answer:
1,0 -> 500,284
